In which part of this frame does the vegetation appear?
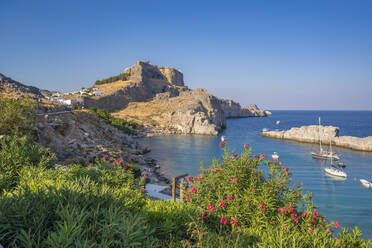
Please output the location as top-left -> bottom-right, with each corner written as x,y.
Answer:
95,73 -> 130,85
0,97 -> 37,136
90,108 -> 139,135
0,136 -> 370,247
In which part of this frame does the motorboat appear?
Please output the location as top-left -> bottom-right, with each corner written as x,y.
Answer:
360,179 -> 372,188
272,152 -> 279,160
324,166 -> 347,178
276,120 -> 280,125
337,162 -> 346,168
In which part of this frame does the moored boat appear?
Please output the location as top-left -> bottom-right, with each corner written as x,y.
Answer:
324,166 -> 347,178
272,152 -> 279,160
360,179 -> 372,188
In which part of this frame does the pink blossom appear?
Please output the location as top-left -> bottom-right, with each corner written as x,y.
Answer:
313,209 -> 318,218
259,202 -> 267,211
206,204 -> 213,210
234,153 -> 238,158
190,188 -> 197,194
202,212 -> 208,219
103,155 -> 108,160
279,161 -> 282,165
119,158 -> 124,162
226,195 -> 233,201
310,192 -> 313,197
301,212 -> 307,217
278,208 -> 285,214
113,159 -> 119,165
282,225 -> 287,229
323,218 -> 327,223
186,196 -> 191,201
261,152 -> 266,159
193,177 -> 198,183
230,177 -> 238,183
248,198 -> 252,202
230,155 -> 235,160
129,168 -> 133,171
230,218 -> 238,226
244,144 -> 249,149
334,221 -> 340,228
284,167 -> 289,173
220,217 -> 228,225
187,176 -> 193,182
141,189 -> 146,193
219,201 -> 226,207
213,168 -> 218,173
251,189 -> 255,194
308,227 -> 314,233
219,141 -> 226,147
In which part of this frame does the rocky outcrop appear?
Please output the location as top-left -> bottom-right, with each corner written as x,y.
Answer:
0,73 -> 43,98
260,125 -> 372,152
218,100 -> 267,117
114,88 -> 226,135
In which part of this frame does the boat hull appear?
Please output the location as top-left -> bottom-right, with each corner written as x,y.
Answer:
311,153 -> 339,161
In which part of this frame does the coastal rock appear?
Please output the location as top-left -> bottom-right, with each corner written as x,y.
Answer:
260,125 -> 372,152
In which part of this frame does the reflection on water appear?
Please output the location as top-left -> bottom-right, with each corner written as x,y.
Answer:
139,111 -> 372,238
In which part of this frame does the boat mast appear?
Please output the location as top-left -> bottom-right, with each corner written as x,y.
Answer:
318,117 -> 322,152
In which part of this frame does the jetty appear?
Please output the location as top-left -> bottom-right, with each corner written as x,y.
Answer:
260,125 -> 372,152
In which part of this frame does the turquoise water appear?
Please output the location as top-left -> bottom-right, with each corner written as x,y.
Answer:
140,111 -> 372,238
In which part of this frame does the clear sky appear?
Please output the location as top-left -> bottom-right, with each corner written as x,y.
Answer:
1,0 -> 371,110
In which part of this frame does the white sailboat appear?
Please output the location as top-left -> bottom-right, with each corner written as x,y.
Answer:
324,138 -> 347,178
360,179 -> 372,188
311,117 -> 340,161
272,152 -> 279,160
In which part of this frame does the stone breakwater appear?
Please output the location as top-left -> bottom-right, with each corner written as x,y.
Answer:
260,125 -> 372,152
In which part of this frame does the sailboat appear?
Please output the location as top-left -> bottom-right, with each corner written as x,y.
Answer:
311,117 -> 340,161
324,137 -> 347,178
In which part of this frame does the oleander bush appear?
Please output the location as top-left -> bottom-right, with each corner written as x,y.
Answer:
0,136 -> 54,193
0,97 -> 37,136
90,108 -> 139,135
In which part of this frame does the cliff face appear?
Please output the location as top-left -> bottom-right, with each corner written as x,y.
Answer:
0,73 -> 43,98
77,61 -> 267,135
260,125 -> 372,152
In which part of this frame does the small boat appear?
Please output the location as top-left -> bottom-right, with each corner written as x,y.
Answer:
276,120 -> 280,125
324,166 -> 347,178
360,179 -> 372,188
262,128 -> 269,132
272,152 -> 279,160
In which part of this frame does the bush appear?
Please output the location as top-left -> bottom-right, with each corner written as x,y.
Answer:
95,73 -> 130,85
0,136 -> 54,193
0,97 -> 37,136
182,144 -> 371,247
90,108 -> 139,135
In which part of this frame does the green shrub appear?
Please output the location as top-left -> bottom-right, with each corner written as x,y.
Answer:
0,136 -> 54,193
0,97 -> 37,136
95,73 -> 130,85
90,108 -> 139,135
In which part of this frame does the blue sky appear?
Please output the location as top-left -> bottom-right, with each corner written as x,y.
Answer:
1,0 -> 371,110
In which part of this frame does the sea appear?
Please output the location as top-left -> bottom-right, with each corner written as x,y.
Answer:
139,111 -> 372,239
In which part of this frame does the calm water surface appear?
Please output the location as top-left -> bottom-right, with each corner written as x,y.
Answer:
140,111 -> 372,238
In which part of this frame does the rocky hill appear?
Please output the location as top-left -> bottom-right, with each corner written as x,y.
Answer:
74,61 -> 269,135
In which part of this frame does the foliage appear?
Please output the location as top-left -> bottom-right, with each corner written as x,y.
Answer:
0,97 -> 37,136
95,73 -> 130,85
182,144 -> 371,247
90,108 -> 139,135
0,135 -> 54,193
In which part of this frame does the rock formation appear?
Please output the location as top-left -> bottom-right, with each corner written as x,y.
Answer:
77,61 -> 267,135
260,125 -> 372,152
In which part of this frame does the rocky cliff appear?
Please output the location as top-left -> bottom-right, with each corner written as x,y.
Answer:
260,125 -> 372,152
76,61 -> 267,135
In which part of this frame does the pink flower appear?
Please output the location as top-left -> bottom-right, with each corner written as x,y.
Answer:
103,155 -> 108,160
334,221 -> 340,228
279,161 -> 282,165
310,192 -> 313,197
244,144 -> 249,149
284,167 -> 289,173
141,189 -> 146,193
206,204 -> 213,210
308,227 -> 314,233
230,155 -> 235,160
230,218 -> 238,226
313,209 -> 318,218
202,212 -> 208,219
291,212 -> 299,223
278,208 -> 285,214
248,198 -> 252,202
219,141 -> 226,147
220,217 -> 228,225
129,168 -> 133,171
119,158 -> 124,162
226,195 -> 233,201
282,225 -> 287,229
253,155 -> 259,159
301,212 -> 307,217
124,165 -> 127,169
193,177 -> 198,183
259,202 -> 267,211
190,188 -> 197,194
323,218 -> 327,223
230,178 -> 238,183
186,196 -> 191,201
261,152 -> 266,159
213,168 -> 218,173
234,153 -> 238,158
251,189 -> 255,194
113,159 -> 119,165
187,176 -> 193,182
219,201 -> 226,207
